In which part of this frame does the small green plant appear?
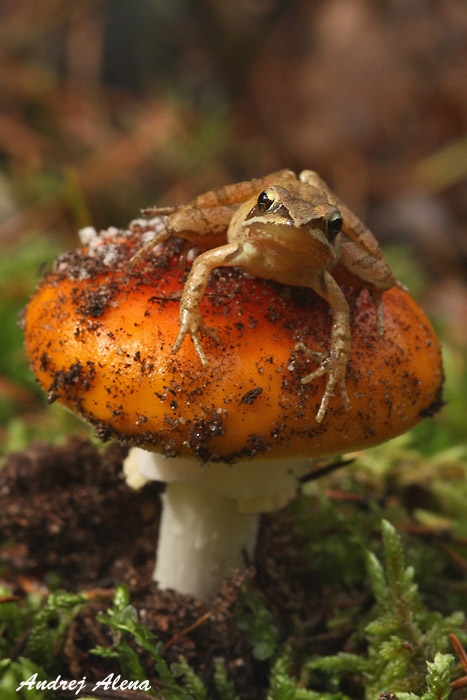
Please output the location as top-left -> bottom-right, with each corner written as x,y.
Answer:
302,520 -> 464,698
266,653 -> 351,700
92,584 -> 232,700
25,592 -> 88,671
236,588 -> 280,661
0,587 -> 87,699
0,657 -> 52,700
397,652 -> 454,700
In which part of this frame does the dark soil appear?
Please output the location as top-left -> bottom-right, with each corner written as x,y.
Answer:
0,437 -> 350,698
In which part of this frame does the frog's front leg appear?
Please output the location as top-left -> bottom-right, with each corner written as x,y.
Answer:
296,271 -> 351,423
172,243 -> 244,365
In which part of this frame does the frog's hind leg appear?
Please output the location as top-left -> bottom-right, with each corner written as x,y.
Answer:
129,228 -> 172,266
299,170 -> 388,264
299,170 -> 328,189
299,170 -> 342,200
141,205 -> 178,217
370,289 -> 385,335
178,239 -> 193,269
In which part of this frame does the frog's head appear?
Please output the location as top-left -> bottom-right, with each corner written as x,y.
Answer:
241,185 -> 343,249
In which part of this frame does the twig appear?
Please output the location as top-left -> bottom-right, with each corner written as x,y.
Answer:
0,595 -> 19,603
298,458 -> 355,483
437,543 -> 467,573
450,633 -> 467,691
163,568 -> 250,650
163,608 -> 216,650
397,523 -> 467,547
6,627 -> 32,661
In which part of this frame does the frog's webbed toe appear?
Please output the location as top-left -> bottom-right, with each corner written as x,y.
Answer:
294,342 -> 327,366
295,342 -> 351,423
198,319 -> 221,345
172,311 -> 220,367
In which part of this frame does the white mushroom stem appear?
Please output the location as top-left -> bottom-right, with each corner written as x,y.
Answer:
123,447 -> 316,602
155,482 -> 258,601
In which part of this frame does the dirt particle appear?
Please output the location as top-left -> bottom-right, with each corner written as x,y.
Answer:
40,352 -> 49,372
239,387 -> 263,405
47,361 -> 96,403
72,282 -> 117,318
419,373 -> 445,417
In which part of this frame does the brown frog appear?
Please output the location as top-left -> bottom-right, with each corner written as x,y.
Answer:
135,170 -> 403,422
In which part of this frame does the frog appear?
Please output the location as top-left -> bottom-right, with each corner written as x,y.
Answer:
134,170 -> 404,422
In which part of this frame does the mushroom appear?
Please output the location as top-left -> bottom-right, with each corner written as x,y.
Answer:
23,220 -> 443,601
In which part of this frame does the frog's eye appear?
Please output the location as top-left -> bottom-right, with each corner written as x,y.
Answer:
326,211 -> 343,240
257,188 -> 276,213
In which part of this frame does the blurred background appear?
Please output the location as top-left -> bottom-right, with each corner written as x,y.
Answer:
1,0 -> 466,455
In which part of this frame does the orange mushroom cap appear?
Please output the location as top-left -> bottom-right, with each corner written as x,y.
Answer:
24,222 -> 443,462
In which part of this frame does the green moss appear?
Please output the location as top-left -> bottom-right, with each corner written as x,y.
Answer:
301,521 -> 464,698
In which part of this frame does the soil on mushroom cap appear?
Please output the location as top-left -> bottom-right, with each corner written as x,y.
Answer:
0,437 -> 345,697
